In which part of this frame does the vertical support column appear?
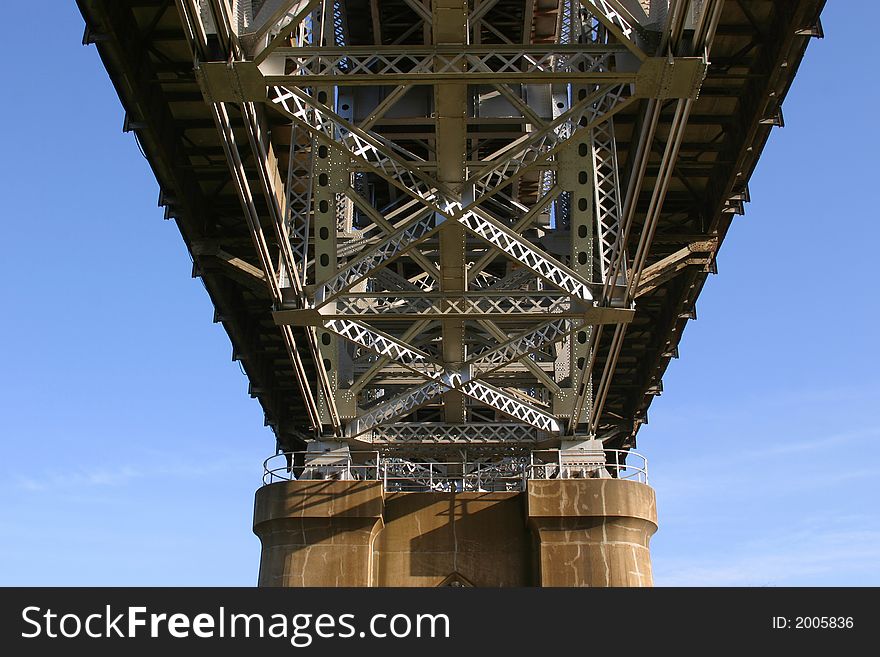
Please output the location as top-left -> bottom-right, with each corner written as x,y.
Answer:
553,5 -> 594,429
286,123 -> 315,286
254,480 -> 385,587
527,478 -> 657,587
566,6 -> 627,435
313,85 -> 341,427
434,0 -> 469,423
590,118 -> 625,287
556,114 -> 594,429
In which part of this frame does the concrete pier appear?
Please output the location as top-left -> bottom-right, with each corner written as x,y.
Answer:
527,479 -> 657,587
254,478 -> 657,587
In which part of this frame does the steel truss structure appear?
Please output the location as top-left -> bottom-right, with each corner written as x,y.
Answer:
79,0 -> 824,471
190,0 -> 709,452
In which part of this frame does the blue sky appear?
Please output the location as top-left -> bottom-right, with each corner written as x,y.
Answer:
1,2 -> 877,586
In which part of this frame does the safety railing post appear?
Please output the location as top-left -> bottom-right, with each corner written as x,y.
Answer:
260,450 -> 647,491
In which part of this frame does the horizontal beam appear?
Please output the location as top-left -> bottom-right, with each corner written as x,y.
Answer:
260,45 -> 628,86
191,241 -> 265,283
274,294 -> 633,324
635,240 -> 717,297
265,71 -> 635,85
264,44 -> 630,56
364,423 -> 541,444
351,373 -> 556,388
200,55 -> 705,99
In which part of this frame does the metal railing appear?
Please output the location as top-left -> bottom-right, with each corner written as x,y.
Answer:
262,451 -> 381,485
528,448 -> 649,484
381,459 -> 528,492
262,449 -> 648,490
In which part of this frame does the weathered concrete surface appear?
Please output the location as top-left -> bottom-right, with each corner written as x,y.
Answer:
374,492 -> 530,587
255,478 -> 656,587
527,479 -> 658,587
253,481 -> 384,587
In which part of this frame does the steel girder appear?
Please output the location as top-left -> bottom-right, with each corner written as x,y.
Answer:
367,423 -> 540,445
274,292 -> 633,323
259,45 -> 632,84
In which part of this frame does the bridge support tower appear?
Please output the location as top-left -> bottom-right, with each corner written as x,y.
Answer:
254,474 -> 656,587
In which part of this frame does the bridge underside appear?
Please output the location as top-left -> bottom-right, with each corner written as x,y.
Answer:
78,0 -> 823,585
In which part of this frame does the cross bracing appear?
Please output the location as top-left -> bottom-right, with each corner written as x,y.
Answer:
78,0 -> 825,460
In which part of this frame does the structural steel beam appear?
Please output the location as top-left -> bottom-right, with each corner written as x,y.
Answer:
259,45 -> 636,84
365,423 -> 541,445
274,294 -> 634,323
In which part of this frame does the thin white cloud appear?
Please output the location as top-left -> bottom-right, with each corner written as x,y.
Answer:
654,468 -> 880,510
649,382 -> 880,430
650,425 -> 880,481
655,527 -> 880,586
13,456 -> 254,492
